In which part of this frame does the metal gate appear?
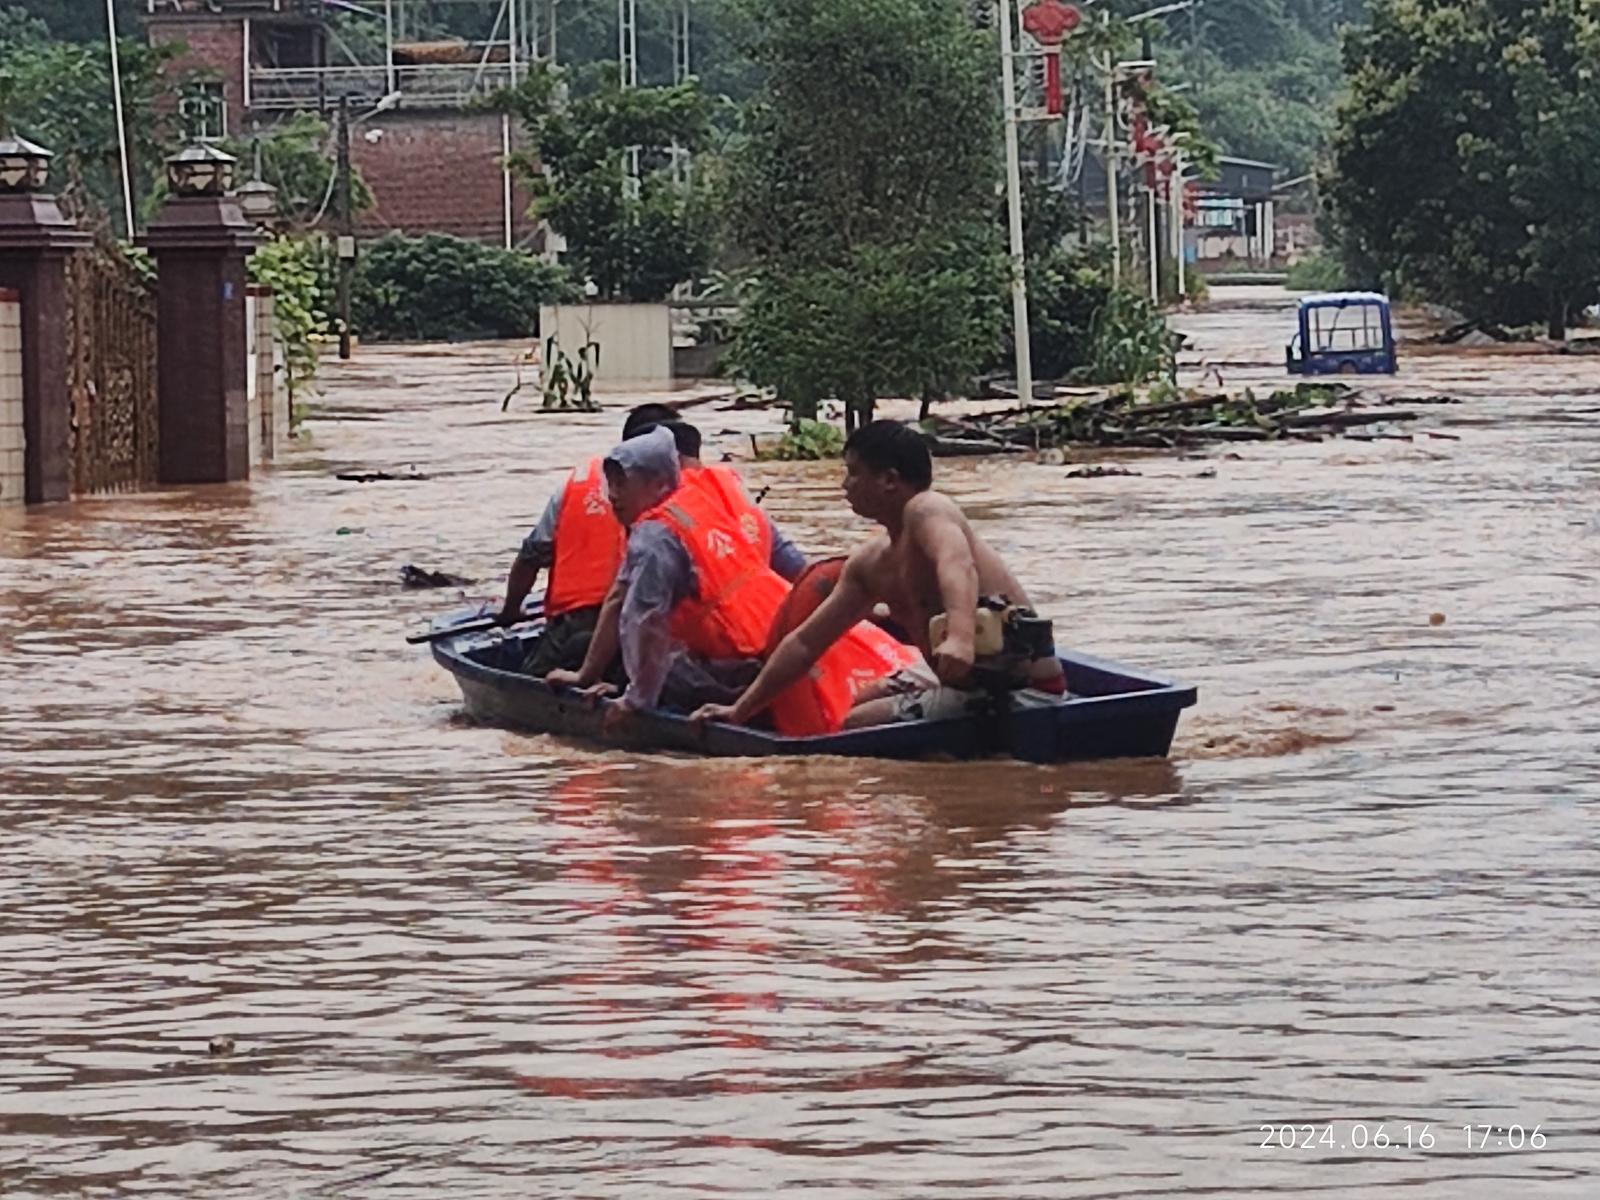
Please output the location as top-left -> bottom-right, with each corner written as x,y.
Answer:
66,245 -> 158,495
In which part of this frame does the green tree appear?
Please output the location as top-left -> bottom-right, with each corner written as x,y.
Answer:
224,112 -> 374,231
495,62 -> 716,302
0,7 -> 184,236
1326,0 -> 1600,336
3,0 -> 141,44
726,0 -> 1007,427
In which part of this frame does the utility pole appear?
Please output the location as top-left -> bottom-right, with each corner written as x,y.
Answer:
504,0 -> 519,250
1105,54 -> 1119,287
336,94 -> 354,361
1142,25 -> 1156,300
671,0 -> 691,187
618,0 -> 639,193
1172,151 -> 1185,298
384,0 -> 396,94
998,0 -> 1034,403
1147,185 -> 1159,300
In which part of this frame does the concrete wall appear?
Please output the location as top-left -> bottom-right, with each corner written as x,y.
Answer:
245,288 -> 291,464
0,290 -> 21,506
255,290 -> 290,461
246,289 -> 262,466
540,303 -> 674,387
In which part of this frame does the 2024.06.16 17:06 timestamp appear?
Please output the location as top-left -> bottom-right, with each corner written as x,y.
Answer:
1258,1123 -> 1547,1152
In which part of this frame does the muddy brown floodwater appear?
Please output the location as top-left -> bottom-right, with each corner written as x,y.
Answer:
2,287 -> 1597,1197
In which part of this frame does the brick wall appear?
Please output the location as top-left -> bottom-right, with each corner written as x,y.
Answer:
0,290 -> 23,508
350,111 -> 535,245
147,18 -> 247,135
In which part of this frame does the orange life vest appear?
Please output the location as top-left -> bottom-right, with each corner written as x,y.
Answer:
543,457 -> 626,617
642,485 -> 920,736
681,463 -> 750,519
765,556 -> 847,656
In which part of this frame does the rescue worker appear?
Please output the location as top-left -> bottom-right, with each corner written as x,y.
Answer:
576,427 -> 920,735
495,403 -> 680,675
545,418 -> 808,696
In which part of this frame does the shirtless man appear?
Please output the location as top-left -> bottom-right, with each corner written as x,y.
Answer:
691,419 -> 1064,729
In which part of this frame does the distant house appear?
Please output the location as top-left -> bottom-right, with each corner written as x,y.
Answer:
1189,157 -> 1281,269
144,0 -> 534,246
1075,151 -> 1285,272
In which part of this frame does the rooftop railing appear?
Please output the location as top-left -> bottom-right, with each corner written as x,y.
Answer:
248,63 -> 517,112
148,0 -> 323,15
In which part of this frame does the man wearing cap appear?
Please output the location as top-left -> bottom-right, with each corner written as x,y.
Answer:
579,427 -> 920,734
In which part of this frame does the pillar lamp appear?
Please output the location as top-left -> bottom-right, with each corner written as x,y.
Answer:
0,133 -> 52,193
165,143 -> 238,198
236,179 -> 279,226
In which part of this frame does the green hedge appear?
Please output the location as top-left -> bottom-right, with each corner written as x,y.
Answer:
351,234 -> 578,342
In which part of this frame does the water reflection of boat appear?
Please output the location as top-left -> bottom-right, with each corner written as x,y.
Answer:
423,605 -> 1197,763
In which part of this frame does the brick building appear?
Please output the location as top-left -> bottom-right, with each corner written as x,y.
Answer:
144,0 -> 535,245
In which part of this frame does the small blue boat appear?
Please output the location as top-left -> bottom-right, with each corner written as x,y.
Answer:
421,604 -> 1197,763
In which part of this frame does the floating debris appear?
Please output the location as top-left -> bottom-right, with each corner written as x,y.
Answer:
924,383 -> 1435,453
1066,464 -> 1142,479
335,469 -> 430,483
400,565 -> 474,590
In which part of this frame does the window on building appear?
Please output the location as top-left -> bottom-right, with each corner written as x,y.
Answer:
180,81 -> 228,142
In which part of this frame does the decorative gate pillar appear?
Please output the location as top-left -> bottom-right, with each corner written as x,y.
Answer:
0,135 -> 90,503
138,145 -> 262,484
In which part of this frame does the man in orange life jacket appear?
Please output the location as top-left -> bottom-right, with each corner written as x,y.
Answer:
546,418 -> 811,700
494,404 -> 682,676
691,419 -> 1066,730
582,426 -> 919,736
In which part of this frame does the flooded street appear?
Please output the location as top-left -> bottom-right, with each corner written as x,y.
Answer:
2,286 -> 1597,1196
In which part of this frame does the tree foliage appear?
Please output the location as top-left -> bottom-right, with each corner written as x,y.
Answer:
2,0 -> 141,44
1158,0 -> 1368,173
248,236 -> 330,405
223,112 -> 374,231
495,62 -> 717,302
1325,0 -> 1600,335
726,0 -> 1008,425
0,6 -> 185,235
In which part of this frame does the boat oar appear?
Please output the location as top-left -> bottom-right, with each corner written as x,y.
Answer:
406,617 -> 501,644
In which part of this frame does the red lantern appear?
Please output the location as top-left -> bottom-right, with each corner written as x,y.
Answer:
1021,1 -> 1081,116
